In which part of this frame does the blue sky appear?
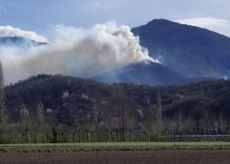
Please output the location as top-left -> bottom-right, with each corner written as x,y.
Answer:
0,0 -> 230,41
1,0 -> 230,84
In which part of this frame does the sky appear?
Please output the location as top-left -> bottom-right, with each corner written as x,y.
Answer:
0,0 -> 230,41
0,0 -> 230,84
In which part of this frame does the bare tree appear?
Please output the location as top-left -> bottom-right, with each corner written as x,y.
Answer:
201,108 -> 212,140
98,97 -> 114,133
174,110 -> 186,141
156,91 -> 162,139
108,91 -> 132,141
211,116 -> 219,139
218,114 -> 227,141
184,116 -> 195,141
164,117 -> 177,141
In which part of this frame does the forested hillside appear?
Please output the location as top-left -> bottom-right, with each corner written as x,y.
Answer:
132,19 -> 230,78
2,19 -> 230,142
4,74 -> 230,139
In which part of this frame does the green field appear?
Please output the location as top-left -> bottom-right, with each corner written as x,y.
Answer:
0,142 -> 230,152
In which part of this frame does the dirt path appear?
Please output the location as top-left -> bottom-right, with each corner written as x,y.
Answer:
0,150 -> 230,164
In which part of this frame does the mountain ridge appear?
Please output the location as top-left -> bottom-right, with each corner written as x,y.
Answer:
0,36 -> 47,47
1,19 -> 229,86
131,19 -> 230,79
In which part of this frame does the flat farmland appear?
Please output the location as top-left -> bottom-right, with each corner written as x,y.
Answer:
0,142 -> 230,164
0,150 -> 230,164
1,142 -> 230,152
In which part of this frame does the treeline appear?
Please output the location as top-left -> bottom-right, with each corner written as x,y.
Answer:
1,74 -> 230,143
1,97 -> 230,143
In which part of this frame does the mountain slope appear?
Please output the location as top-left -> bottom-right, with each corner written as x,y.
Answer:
92,62 -> 187,85
0,36 -> 46,47
4,74 -> 230,125
131,19 -> 230,78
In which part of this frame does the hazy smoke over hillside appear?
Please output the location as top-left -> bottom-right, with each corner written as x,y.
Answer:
0,25 -> 47,42
0,22 -> 157,84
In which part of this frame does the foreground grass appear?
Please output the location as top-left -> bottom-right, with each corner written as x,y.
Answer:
0,142 -> 230,153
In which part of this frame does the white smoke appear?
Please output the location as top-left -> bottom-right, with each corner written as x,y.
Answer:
0,25 -> 48,42
0,22 -> 157,85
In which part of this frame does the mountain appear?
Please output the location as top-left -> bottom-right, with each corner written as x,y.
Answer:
92,19 -> 228,85
131,19 -> 230,79
92,62 -> 187,86
0,36 -> 46,47
92,61 -> 220,86
2,19 -> 230,86
3,20 -> 230,137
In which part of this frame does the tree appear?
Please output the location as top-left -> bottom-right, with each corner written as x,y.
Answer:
19,104 -> 30,128
145,105 -> 157,141
98,97 -> 113,136
163,117 -> 177,141
218,114 -> 227,140
90,99 -> 98,132
202,108 -> 212,136
156,91 -> 162,139
0,61 -> 5,142
211,115 -> 219,138
36,101 -> 45,124
108,91 -> 132,141
184,116 -> 195,141
174,110 -> 186,141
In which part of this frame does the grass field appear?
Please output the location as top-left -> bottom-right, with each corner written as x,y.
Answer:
0,142 -> 230,152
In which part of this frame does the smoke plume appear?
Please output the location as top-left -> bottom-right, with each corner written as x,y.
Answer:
0,22 -> 157,85
0,25 -> 47,42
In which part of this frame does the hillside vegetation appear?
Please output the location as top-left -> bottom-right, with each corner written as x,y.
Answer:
2,74 -> 230,143
132,19 -> 230,78
1,20 -> 230,143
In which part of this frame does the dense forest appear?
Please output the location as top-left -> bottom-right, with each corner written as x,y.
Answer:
1,74 -> 230,143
